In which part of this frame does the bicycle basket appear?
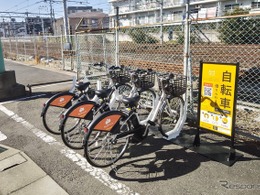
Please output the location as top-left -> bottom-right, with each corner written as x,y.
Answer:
135,72 -> 155,90
109,69 -> 130,85
163,75 -> 187,97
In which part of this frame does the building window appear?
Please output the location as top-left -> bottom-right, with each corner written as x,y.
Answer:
224,4 -> 239,11
148,15 -> 154,24
173,11 -> 183,21
82,19 -> 86,26
252,1 -> 260,8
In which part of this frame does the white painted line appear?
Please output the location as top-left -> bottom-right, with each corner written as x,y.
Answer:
0,104 -> 139,195
0,131 -> 7,141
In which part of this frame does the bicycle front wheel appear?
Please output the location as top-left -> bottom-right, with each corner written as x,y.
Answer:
158,96 -> 184,136
110,84 -> 132,110
84,111 -> 130,168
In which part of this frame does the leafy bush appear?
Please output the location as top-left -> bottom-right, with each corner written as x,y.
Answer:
128,29 -> 158,44
218,8 -> 260,44
176,32 -> 196,44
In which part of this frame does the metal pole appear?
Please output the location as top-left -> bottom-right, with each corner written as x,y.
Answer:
115,7 -> 119,66
180,0 -> 191,132
24,21 -> 27,36
49,0 -> 54,30
183,0 -> 190,77
41,18 -> 45,35
159,0 -> 163,44
63,0 -> 70,43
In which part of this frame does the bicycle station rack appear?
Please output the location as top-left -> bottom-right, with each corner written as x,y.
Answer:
27,79 -> 73,95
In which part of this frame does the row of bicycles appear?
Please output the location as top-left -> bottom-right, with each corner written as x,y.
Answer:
41,63 -> 187,167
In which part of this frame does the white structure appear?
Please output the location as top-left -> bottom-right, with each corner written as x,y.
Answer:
108,0 -> 260,27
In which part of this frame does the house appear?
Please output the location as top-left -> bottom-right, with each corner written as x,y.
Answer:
54,11 -> 109,35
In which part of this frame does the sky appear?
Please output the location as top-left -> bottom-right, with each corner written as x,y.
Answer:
0,0 -> 110,22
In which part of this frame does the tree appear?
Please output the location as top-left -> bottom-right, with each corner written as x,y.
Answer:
218,8 -> 260,44
128,28 -> 158,44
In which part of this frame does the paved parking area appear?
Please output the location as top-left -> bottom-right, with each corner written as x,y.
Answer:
0,60 -> 259,195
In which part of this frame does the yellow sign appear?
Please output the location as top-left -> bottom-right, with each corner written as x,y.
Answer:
198,62 -> 238,137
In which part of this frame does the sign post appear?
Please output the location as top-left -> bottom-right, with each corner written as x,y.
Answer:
193,61 -> 242,166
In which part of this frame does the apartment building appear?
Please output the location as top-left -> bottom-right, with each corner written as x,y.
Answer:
67,6 -> 103,14
108,0 -> 260,27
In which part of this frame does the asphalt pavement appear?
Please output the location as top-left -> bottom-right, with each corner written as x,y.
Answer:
0,60 -> 73,195
0,59 -> 260,195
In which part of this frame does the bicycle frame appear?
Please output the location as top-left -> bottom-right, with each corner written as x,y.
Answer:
129,82 -> 185,140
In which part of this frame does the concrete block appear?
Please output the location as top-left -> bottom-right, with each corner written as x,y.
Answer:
0,153 -> 46,195
11,176 -> 69,195
0,70 -> 26,100
0,70 -> 16,88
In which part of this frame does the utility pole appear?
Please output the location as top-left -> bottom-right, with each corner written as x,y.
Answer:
49,0 -> 54,31
63,0 -> 70,44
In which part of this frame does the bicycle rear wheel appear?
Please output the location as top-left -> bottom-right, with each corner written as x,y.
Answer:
158,96 -> 184,136
42,92 -> 74,134
60,101 -> 96,150
43,106 -> 67,134
84,111 -> 130,168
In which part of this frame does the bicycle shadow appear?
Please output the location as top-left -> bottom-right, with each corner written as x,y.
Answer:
109,135 -> 209,182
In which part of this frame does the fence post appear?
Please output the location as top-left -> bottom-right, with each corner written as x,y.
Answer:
34,36 -> 39,64
46,36 -> 49,63
103,34 -> 107,66
115,7 -> 119,66
24,37 -> 27,59
76,34 -> 81,79
9,37 -> 12,55
181,0 -> 191,126
15,37 -> 18,60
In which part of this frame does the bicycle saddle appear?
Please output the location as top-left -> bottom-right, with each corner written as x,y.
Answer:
75,81 -> 90,91
122,95 -> 140,108
95,88 -> 112,99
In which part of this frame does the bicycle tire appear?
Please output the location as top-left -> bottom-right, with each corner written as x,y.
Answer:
42,91 -> 75,134
60,84 -> 131,149
158,96 -> 184,136
60,101 -> 97,150
137,89 -> 156,122
84,111 -> 130,168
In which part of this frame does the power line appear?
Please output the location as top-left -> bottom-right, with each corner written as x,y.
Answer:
13,1 -> 44,12
3,0 -> 29,12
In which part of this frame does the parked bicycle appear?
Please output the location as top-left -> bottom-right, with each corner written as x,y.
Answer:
41,62 -> 105,135
59,65 -> 133,149
83,72 -> 186,167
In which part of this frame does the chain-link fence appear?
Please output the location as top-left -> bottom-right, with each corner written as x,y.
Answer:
188,15 -> 260,139
1,13 -> 259,140
1,35 -> 63,68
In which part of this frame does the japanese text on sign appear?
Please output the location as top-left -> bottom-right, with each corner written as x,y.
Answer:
199,63 -> 238,137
